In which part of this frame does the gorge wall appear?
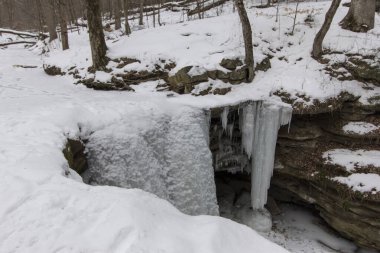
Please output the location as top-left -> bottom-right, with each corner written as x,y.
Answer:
209,99 -> 380,250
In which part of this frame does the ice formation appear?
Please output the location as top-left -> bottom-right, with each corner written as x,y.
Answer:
83,107 -> 219,216
222,101 -> 292,210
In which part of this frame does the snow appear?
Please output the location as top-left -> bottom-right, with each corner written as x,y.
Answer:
342,122 -> 379,135
333,173 -> 380,193
323,149 -> 380,172
264,204 -> 371,253
1,0 -> 380,251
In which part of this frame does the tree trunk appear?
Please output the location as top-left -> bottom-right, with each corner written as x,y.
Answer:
139,0 -> 144,25
158,0 -> 162,26
123,0 -> 132,35
85,0 -> 108,70
266,0 -> 271,7
152,4 -> 156,28
57,0 -> 69,50
47,0 -> 58,41
312,0 -> 341,59
340,0 -> 375,32
114,0 -> 122,29
234,0 -> 254,82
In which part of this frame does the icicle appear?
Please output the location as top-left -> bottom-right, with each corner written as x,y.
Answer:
239,101 -> 292,210
227,123 -> 234,139
221,107 -> 229,131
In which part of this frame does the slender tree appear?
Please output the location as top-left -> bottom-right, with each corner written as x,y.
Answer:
123,0 -> 131,35
114,0 -> 122,29
85,0 -> 108,70
56,0 -> 69,50
340,0 -> 375,32
234,0 -> 254,82
312,0 -> 341,59
47,0 -> 58,41
139,0 -> 144,25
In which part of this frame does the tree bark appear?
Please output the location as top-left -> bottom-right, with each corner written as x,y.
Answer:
57,0 -> 69,50
312,0 -> 341,59
123,0 -> 132,35
139,0 -> 144,25
234,0 -> 254,82
47,0 -> 58,41
85,0 -> 108,70
114,0 -> 122,29
340,0 -> 375,32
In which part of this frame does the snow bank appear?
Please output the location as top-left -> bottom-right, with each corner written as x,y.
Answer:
323,149 -> 380,172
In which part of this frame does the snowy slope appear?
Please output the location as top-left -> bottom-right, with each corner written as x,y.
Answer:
0,45 -> 289,252
45,1 -> 380,107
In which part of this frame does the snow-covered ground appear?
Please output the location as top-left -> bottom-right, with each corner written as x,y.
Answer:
265,204 -> 378,253
45,0 -> 380,107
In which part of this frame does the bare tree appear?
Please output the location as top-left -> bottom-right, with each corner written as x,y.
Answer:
123,0 -> 131,34
340,0 -> 375,32
234,0 -> 254,82
3,0 -> 15,28
114,0 -> 122,29
312,0 -> 341,59
47,0 -> 58,41
85,0 -> 108,70
139,0 -> 144,25
56,0 -> 69,50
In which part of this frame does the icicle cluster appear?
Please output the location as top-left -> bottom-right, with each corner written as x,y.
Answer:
221,101 -> 292,210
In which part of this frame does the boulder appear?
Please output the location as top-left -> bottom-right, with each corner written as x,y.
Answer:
63,139 -> 88,175
220,58 -> 243,71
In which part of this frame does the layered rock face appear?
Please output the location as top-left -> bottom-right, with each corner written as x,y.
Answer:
210,100 -> 380,250
271,103 -> 380,250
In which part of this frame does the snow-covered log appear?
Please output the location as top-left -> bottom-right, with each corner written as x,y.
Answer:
0,28 -> 42,39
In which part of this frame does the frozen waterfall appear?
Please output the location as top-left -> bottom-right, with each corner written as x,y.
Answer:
82,100 -> 291,218
83,106 -> 219,216
222,101 -> 292,210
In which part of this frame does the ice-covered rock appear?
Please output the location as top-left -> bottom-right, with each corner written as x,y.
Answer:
83,107 -> 219,216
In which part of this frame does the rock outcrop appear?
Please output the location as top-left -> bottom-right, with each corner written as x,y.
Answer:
271,105 -> 380,250
209,99 -> 380,250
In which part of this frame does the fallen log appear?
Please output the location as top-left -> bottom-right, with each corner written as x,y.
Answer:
0,41 -> 36,47
0,28 -> 39,38
187,0 -> 228,16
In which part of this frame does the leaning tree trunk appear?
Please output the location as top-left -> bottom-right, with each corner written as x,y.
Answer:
123,0 -> 132,35
139,0 -> 144,25
57,0 -> 69,50
234,0 -> 254,82
312,0 -> 341,59
340,0 -> 375,32
85,0 -> 108,70
114,0 -> 122,30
